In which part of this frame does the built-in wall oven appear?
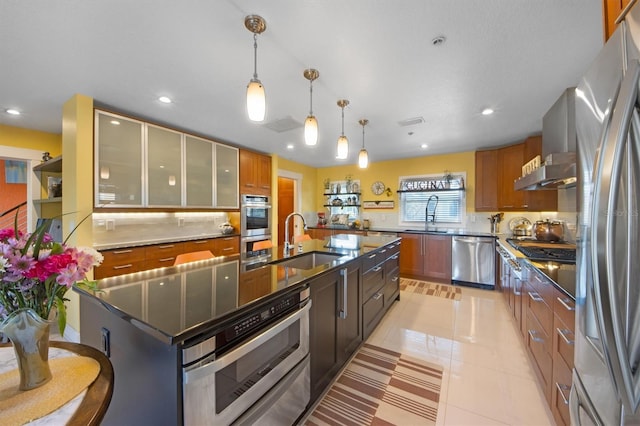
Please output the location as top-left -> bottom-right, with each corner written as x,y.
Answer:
240,194 -> 272,237
182,285 -> 311,425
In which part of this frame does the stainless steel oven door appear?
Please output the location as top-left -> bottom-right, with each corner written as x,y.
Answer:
240,195 -> 272,237
182,300 -> 311,426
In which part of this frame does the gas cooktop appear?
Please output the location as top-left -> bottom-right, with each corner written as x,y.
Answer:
506,238 -> 576,263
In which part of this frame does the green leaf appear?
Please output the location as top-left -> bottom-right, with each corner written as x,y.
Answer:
55,297 -> 67,336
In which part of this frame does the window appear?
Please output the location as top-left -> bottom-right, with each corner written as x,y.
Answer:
399,174 -> 466,224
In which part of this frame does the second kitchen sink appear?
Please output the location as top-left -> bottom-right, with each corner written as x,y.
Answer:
270,252 -> 344,269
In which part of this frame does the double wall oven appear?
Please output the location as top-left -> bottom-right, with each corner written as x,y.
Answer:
240,194 -> 272,260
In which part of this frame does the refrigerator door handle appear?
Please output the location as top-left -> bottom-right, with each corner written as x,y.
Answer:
570,370 -> 605,426
592,58 -> 640,412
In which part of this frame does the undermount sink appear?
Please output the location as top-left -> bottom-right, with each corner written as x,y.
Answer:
270,252 -> 343,270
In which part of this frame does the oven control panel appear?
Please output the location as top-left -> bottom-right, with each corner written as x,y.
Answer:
226,293 -> 298,341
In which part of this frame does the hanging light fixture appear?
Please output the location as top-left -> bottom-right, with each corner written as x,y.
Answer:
303,68 -> 319,145
358,119 -> 369,168
336,99 -> 349,159
244,15 -> 267,122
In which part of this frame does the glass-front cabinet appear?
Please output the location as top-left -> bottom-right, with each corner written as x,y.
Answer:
95,110 -> 239,209
185,135 -> 214,207
148,125 -> 183,207
96,111 -> 144,207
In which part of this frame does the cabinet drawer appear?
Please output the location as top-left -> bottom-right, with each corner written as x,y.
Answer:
144,257 -> 179,270
183,239 -> 216,253
384,267 -> 400,306
213,236 -> 239,256
526,309 -> 553,403
363,265 -> 385,301
524,282 -> 553,337
554,316 -> 575,371
363,290 -> 384,338
385,251 -> 400,271
96,247 -> 147,279
552,350 -> 573,426
145,242 -> 184,260
527,267 -> 555,308
363,251 -> 383,272
553,291 -> 575,334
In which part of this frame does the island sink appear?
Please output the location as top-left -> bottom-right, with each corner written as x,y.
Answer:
270,251 -> 343,269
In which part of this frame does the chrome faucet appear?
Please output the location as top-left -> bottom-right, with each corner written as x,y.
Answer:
425,195 -> 439,226
284,212 -> 307,256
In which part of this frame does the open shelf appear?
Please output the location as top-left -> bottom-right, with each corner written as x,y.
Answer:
33,155 -> 62,173
33,197 -> 62,204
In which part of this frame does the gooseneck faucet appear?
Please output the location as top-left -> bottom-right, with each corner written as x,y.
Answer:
284,212 -> 307,256
425,195 -> 439,226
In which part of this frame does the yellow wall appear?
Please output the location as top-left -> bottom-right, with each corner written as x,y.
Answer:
317,151 -> 476,213
0,123 -> 61,156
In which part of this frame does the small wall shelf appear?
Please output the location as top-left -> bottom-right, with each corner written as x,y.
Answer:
33,155 -> 62,173
33,197 -> 63,204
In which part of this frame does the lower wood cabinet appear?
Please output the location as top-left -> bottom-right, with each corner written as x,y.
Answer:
309,261 -> 362,403
398,233 -> 451,283
551,289 -> 575,426
95,236 -> 240,279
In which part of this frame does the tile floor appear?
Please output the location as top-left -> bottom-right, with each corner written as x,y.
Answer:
367,286 -> 555,425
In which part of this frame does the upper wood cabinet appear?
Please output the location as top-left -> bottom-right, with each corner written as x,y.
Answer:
604,0 -> 633,41
239,149 -> 272,195
95,110 -> 239,209
475,150 -> 498,211
475,137 -> 557,212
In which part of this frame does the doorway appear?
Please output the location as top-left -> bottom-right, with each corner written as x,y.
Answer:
0,147 -> 42,233
276,170 -> 303,247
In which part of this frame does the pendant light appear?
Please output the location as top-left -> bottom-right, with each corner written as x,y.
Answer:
336,99 -> 349,159
358,119 -> 369,168
303,68 -> 319,145
245,15 -> 267,122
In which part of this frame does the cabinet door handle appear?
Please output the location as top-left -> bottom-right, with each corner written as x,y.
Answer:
391,276 -> 399,282
390,254 -> 399,260
222,247 -> 233,252
368,253 -> 377,259
373,292 -> 383,301
339,268 -> 348,319
113,264 -> 133,270
557,328 -> 575,346
372,266 -> 382,272
157,244 -> 175,249
158,257 -> 175,263
528,292 -> 544,303
192,240 -> 208,244
557,297 -> 575,311
245,183 -> 255,187
113,249 -> 133,255
556,382 -> 571,405
528,330 -> 544,343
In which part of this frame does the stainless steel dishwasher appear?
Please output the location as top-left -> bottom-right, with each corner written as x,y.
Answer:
451,236 -> 495,288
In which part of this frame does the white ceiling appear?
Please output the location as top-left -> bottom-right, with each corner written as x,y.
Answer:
0,1 -> 603,168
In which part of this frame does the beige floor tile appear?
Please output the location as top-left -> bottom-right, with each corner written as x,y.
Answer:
442,404 -> 510,425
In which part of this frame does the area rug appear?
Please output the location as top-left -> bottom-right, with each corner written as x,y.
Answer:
304,343 -> 443,425
400,278 -> 462,301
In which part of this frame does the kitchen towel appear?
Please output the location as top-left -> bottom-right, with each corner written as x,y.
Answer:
304,343 -> 443,425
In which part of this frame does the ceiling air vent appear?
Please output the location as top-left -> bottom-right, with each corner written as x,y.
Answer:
264,116 -> 303,133
398,116 -> 425,127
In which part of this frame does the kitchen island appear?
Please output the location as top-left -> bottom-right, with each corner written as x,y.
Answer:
74,233 -> 400,425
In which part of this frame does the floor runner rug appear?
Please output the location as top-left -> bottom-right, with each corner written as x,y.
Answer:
304,343 -> 443,425
400,278 -> 462,301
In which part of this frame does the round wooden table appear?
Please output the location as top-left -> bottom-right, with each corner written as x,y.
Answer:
0,340 -> 114,426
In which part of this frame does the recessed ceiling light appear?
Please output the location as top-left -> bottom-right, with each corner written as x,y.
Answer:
110,120 -> 120,125
481,108 -> 494,115
6,109 -> 20,115
158,96 -> 172,104
421,144 -> 428,149
432,36 -> 446,46
286,144 -> 294,150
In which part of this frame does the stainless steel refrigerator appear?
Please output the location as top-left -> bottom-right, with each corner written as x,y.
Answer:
571,3 -> 640,424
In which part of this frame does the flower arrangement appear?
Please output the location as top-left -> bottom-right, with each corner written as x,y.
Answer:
0,217 -> 103,334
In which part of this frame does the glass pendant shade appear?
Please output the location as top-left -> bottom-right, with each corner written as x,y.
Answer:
358,149 -> 369,168
304,115 -> 318,145
246,79 -> 265,122
336,135 -> 349,159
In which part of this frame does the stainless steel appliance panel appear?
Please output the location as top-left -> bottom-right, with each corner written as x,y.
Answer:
451,236 -> 495,287
240,194 -> 272,237
571,5 -> 640,423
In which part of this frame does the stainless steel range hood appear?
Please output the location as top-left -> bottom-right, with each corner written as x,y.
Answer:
515,88 -> 577,190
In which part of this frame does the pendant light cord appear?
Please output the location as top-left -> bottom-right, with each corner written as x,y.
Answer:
362,123 -> 365,148
309,80 -> 314,115
341,106 -> 345,136
253,33 -> 258,79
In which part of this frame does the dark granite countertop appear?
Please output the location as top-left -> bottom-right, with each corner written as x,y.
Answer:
74,234 -> 400,345
308,225 -> 497,238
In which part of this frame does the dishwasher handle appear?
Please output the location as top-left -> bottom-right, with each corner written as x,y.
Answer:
453,237 -> 494,244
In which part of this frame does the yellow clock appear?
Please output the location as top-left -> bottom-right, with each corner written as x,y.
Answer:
371,181 -> 385,195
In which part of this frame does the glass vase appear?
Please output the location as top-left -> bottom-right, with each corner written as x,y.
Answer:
0,308 -> 53,390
